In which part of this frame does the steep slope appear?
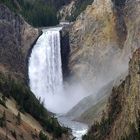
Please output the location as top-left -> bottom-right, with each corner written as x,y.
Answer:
69,0 -> 129,88
66,0 -> 140,121
78,95 -> 108,125
58,0 -> 94,21
0,4 -> 70,140
66,73 -> 126,124
0,4 -> 39,80
83,48 -> 140,140
66,81 -> 113,120
0,97 -> 48,140
47,0 -> 72,10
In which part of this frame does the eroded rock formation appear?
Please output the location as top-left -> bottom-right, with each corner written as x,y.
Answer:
0,4 -> 39,80
83,48 -> 140,140
69,0 -> 140,95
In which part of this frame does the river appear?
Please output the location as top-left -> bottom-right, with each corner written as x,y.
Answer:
58,116 -> 88,140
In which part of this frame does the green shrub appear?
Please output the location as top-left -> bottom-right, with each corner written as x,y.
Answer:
39,131 -> 48,140
0,98 -> 7,108
16,112 -> 21,125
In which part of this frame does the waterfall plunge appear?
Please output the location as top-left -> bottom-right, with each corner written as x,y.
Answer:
29,27 -> 65,113
29,27 -> 87,114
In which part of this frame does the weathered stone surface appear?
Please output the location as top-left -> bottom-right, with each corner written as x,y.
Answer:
85,48 -> 140,140
108,48 -> 140,140
58,0 -> 76,21
65,0 -> 140,127
60,25 -> 71,79
0,4 -> 39,80
69,0 -> 140,92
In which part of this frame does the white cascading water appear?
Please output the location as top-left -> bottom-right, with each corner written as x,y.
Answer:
29,27 -> 64,113
29,27 -> 88,114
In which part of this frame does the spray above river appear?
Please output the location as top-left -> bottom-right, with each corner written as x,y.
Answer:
28,27 -> 88,114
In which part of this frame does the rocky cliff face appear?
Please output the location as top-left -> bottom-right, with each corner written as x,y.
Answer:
0,4 -> 39,81
83,48 -> 140,140
108,47 -> 140,140
65,0 -> 140,139
58,0 -> 94,21
69,0 -> 140,95
61,26 -> 71,79
63,0 -> 140,129
58,0 -> 76,21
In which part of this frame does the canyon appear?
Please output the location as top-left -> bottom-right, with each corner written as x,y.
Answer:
0,0 -> 140,140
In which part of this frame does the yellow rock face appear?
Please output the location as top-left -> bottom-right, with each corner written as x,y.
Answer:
69,0 -> 140,92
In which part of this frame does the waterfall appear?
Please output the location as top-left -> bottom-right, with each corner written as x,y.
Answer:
28,27 -> 64,113
29,27 -> 88,114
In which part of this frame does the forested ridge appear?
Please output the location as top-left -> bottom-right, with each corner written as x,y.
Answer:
0,0 -> 71,27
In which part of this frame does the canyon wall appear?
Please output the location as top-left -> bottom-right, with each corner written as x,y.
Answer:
64,0 -> 140,128
69,0 -> 140,95
58,0 -> 94,21
83,47 -> 140,140
0,4 -> 39,81
66,0 -> 140,139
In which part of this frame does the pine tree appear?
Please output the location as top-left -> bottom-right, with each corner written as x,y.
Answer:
2,110 -> 6,127
2,94 -> 6,103
16,112 -> 21,125
0,110 -> 7,127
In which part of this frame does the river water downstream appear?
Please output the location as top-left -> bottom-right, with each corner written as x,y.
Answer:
58,116 -> 88,140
